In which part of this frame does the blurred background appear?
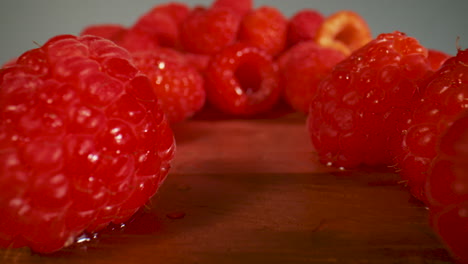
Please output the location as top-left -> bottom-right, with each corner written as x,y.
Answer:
1,0 -> 467,64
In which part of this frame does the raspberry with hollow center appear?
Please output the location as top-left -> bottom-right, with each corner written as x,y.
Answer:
204,43 -> 281,116
315,10 -> 372,56
307,31 -> 432,169
0,34 -> 175,253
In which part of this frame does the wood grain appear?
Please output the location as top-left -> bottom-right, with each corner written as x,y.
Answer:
0,111 -> 455,264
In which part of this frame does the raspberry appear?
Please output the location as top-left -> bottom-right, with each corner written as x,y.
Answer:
130,2 -> 190,48
286,9 -> 325,47
204,43 -> 281,116
147,2 -> 190,26
307,31 -> 432,169
315,10 -> 372,56
238,6 -> 288,56
0,35 -> 175,253
184,52 -> 211,72
278,41 -> 346,114
427,111 -> 468,208
427,48 -> 451,71
80,26 -> 160,54
180,6 -> 241,55
116,28 -> 160,53
397,48 -> 468,202
80,24 -> 127,43
211,0 -> 253,17
425,110 -> 468,262
131,48 -> 206,123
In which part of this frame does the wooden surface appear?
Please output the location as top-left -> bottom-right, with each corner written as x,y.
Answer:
0,109 -> 455,264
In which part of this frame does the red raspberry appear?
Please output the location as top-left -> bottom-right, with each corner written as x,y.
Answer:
131,2 -> 190,48
425,110 -> 468,263
79,24 -> 132,53
427,48 -> 451,71
146,2 -> 190,26
80,24 -> 127,42
204,43 -> 281,116
184,52 -> 211,72
307,31 -> 432,169
0,35 -> 175,253
131,48 -> 206,123
286,9 -> 325,47
397,48 -> 468,202
278,41 -> 346,114
211,0 -> 252,17
180,6 -> 241,55
116,28 -> 160,53
238,6 -> 288,56
80,26 -> 160,53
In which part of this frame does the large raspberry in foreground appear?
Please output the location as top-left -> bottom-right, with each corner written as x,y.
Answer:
0,35 -> 176,253
426,110 -> 468,263
307,31 -> 432,169
397,48 -> 466,202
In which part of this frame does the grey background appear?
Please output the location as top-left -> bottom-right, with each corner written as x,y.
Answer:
1,0 -> 467,64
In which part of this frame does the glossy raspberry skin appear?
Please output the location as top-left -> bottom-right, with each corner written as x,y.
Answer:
286,9 -> 325,47
204,43 -> 281,116
397,48 -> 468,202
132,48 -> 206,123
180,7 -> 241,55
426,110 -> 468,262
0,35 -> 175,253
238,6 -> 288,56
278,41 -> 345,114
307,31 -> 432,169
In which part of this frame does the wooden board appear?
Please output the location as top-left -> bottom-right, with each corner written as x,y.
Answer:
0,109 -> 455,264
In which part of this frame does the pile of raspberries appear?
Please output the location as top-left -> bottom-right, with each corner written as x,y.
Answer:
1,0 -> 467,262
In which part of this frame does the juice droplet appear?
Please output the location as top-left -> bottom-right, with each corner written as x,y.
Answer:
75,232 -> 99,244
